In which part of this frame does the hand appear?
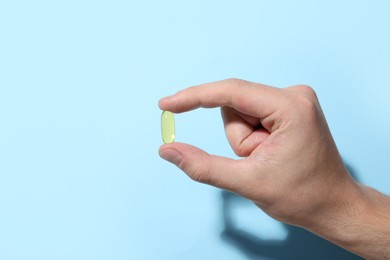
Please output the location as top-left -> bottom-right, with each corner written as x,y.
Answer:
159,78 -> 357,225
158,79 -> 390,258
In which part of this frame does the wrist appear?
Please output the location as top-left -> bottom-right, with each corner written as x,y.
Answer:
306,178 -> 390,258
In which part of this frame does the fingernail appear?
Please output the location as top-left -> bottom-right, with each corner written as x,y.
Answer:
159,148 -> 182,166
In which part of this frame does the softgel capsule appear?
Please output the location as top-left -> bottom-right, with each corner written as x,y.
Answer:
161,111 -> 175,143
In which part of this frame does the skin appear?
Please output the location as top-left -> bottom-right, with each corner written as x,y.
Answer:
158,79 -> 390,259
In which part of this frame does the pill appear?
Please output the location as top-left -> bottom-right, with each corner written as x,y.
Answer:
161,111 -> 175,143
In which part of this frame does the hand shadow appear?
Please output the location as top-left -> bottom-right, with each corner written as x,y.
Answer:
220,164 -> 363,260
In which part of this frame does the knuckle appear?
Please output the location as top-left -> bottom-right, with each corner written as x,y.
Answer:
224,78 -> 247,87
223,78 -> 253,107
299,93 -> 317,110
286,84 -> 318,100
188,164 -> 212,185
297,84 -> 316,96
298,97 -> 319,122
225,77 -> 242,83
288,86 -> 320,121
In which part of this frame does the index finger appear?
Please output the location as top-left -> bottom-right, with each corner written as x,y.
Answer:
158,78 -> 286,118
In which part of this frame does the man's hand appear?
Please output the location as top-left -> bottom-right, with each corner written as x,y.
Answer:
158,79 -> 390,259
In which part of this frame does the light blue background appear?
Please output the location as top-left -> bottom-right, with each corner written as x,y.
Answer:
0,0 -> 389,259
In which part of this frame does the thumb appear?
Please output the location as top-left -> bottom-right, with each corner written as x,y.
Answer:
159,142 -> 248,192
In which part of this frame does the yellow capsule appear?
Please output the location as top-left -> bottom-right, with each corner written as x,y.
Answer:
161,111 -> 175,143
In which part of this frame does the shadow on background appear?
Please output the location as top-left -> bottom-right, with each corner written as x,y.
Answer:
220,164 -> 363,260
